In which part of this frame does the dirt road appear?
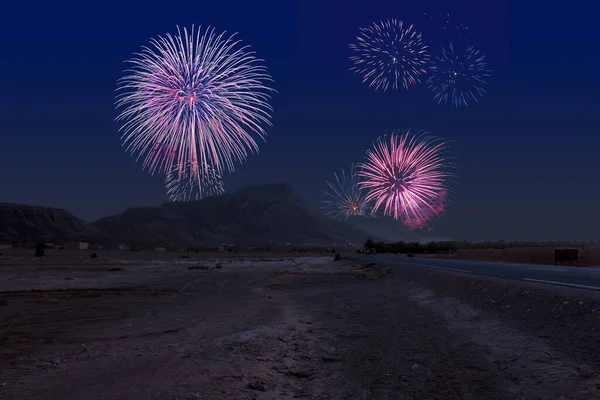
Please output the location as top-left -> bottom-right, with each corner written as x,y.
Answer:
1,254 -> 600,399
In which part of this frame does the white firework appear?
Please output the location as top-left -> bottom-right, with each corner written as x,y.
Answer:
349,19 -> 430,91
116,25 -> 275,177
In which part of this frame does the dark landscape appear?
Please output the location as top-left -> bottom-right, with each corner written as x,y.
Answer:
3,184 -> 600,399
2,0 -> 596,398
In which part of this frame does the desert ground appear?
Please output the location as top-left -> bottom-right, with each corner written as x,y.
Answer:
2,250 -> 600,399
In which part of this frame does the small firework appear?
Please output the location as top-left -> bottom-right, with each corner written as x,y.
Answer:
349,19 -> 430,91
165,161 -> 224,202
116,25 -> 274,177
423,12 -> 469,45
357,130 -> 456,229
426,43 -> 491,107
321,164 -> 370,220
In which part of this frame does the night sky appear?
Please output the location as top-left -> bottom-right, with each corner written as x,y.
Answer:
1,1 -> 598,241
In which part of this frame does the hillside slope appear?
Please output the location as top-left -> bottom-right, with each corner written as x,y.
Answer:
93,183 -> 371,247
0,203 -> 104,244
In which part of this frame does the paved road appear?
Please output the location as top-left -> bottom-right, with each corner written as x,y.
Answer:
351,253 -> 600,292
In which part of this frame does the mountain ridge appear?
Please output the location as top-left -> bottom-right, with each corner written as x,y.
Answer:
0,183 -> 372,247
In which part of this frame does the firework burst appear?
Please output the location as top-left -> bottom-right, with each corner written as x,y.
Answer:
116,25 -> 274,177
321,164 -> 371,220
426,43 -> 491,107
357,130 -> 456,228
349,19 -> 430,91
165,160 -> 224,202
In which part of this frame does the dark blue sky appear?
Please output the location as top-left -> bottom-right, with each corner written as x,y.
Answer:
1,0 -> 598,241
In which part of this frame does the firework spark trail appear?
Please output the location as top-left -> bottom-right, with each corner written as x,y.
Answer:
115,25 -> 274,177
423,12 -> 469,45
165,160 -> 224,202
349,19 -> 430,91
146,143 -> 176,169
426,43 -> 491,107
321,164 -> 371,220
401,189 -> 448,230
357,130 -> 456,228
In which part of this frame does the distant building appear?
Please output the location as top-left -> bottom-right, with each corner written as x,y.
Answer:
118,244 -> 129,251
63,242 -> 90,250
197,245 -> 219,252
154,247 -> 166,252
225,244 -> 239,253
251,246 -> 271,252
269,244 -> 288,252
0,244 -> 12,249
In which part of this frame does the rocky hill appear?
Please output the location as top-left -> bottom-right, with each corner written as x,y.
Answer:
0,203 -> 104,244
0,184 -> 372,247
94,183 -> 370,247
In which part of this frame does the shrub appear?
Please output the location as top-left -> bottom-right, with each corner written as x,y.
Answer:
90,253 -> 98,259
333,251 -> 342,261
34,243 -> 46,257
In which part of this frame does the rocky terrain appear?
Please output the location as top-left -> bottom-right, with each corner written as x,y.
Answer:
1,252 -> 600,399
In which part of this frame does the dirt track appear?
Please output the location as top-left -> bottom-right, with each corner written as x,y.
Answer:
1,253 -> 600,399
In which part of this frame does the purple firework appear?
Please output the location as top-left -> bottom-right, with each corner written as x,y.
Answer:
357,130 -> 456,228
426,43 -> 491,107
349,19 -> 430,91
116,25 -> 275,177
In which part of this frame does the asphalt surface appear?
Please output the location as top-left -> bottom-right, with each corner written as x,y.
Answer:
351,253 -> 600,292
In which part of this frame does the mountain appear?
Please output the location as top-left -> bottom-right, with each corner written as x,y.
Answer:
0,184 -> 372,247
94,183 -> 371,247
0,203 -> 104,244
344,216 -> 451,243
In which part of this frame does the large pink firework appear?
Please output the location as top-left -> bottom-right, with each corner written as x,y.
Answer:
349,19 -> 430,91
115,25 -> 274,177
358,130 -> 456,228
